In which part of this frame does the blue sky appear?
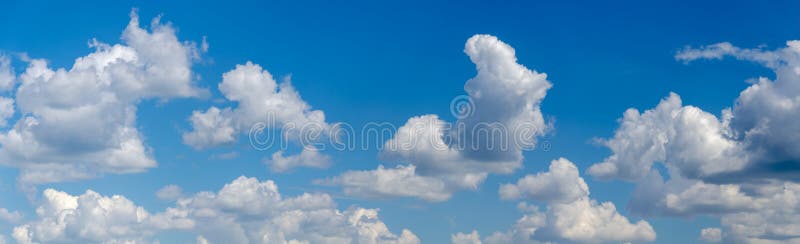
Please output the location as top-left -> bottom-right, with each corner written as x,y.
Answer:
1,1 -> 800,243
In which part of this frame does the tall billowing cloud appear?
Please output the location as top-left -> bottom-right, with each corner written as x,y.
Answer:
0,10 -> 205,188
454,158 -> 656,243
323,34 -> 552,201
588,40 -> 800,242
13,176 -> 419,244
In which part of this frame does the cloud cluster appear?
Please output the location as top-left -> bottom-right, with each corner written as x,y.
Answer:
0,10 -> 205,188
589,40 -> 800,242
182,61 -> 333,172
324,34 -> 552,202
13,176 -> 419,244
454,158 -> 656,243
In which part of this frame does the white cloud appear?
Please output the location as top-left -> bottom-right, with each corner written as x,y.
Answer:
320,164 -> 451,202
183,107 -> 235,149
0,10 -> 205,187
0,54 -> 15,92
265,146 -> 331,172
451,230 -> 481,244
183,62 -> 330,149
471,158 -> 656,243
585,39 -> 800,242
0,208 -> 21,223
592,40 -> 800,183
325,34 -> 552,202
156,185 -> 184,201
12,188 -> 192,243
0,97 -> 14,127
14,176 -> 419,244
499,158 -> 589,204
700,228 -> 722,243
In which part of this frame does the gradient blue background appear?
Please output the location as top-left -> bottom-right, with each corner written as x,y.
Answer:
1,0 -> 798,242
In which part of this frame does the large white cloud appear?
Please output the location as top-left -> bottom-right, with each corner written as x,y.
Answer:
455,158 -> 656,243
590,40 -> 800,183
12,188 -> 193,243
324,34 -> 552,202
0,10 -> 205,188
182,61 -> 334,172
588,39 -> 800,243
13,176 -> 419,244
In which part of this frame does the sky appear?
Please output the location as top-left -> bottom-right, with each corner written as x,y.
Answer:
0,0 -> 799,243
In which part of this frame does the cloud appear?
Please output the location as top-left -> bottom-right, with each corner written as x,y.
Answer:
156,185 -> 184,201
451,230 -> 481,244
700,228 -> 722,243
12,188 -> 192,243
0,10 -> 205,188
0,208 -> 21,223
591,40 -> 800,183
587,39 -> 800,242
463,158 -> 656,243
182,107 -> 236,149
499,158 -> 589,204
324,34 -> 552,202
0,54 -> 14,91
320,164 -> 451,202
0,97 -> 14,127
14,176 -> 419,244
265,146 -> 331,172
183,62 -> 330,150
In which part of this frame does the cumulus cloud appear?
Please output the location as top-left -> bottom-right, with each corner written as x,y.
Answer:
0,10 -> 205,188
319,164 -> 451,202
451,230 -> 481,244
462,158 -> 656,243
0,54 -> 15,91
499,158 -> 589,204
156,184 -> 184,201
324,34 -> 552,202
700,228 -> 722,243
265,146 -> 331,172
14,176 -> 419,244
183,62 -> 330,149
591,40 -> 800,183
182,61 -> 334,172
12,188 -> 193,243
589,39 -> 800,243
0,208 -> 21,223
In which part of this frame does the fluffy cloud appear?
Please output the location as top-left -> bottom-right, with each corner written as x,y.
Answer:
183,62 -> 330,149
457,158 -> 656,243
182,61 -> 334,172
265,146 -> 331,173
451,230 -> 481,244
325,34 -> 552,202
591,40 -> 800,183
0,10 -> 205,188
13,176 -> 419,244
589,39 -> 800,242
320,164 -> 451,202
12,188 -> 192,243
156,185 -> 184,201
0,54 -> 15,91
499,158 -> 589,204
0,208 -> 21,223
700,228 -> 722,243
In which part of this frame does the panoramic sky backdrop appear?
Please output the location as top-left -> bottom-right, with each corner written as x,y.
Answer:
1,1 -> 800,243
